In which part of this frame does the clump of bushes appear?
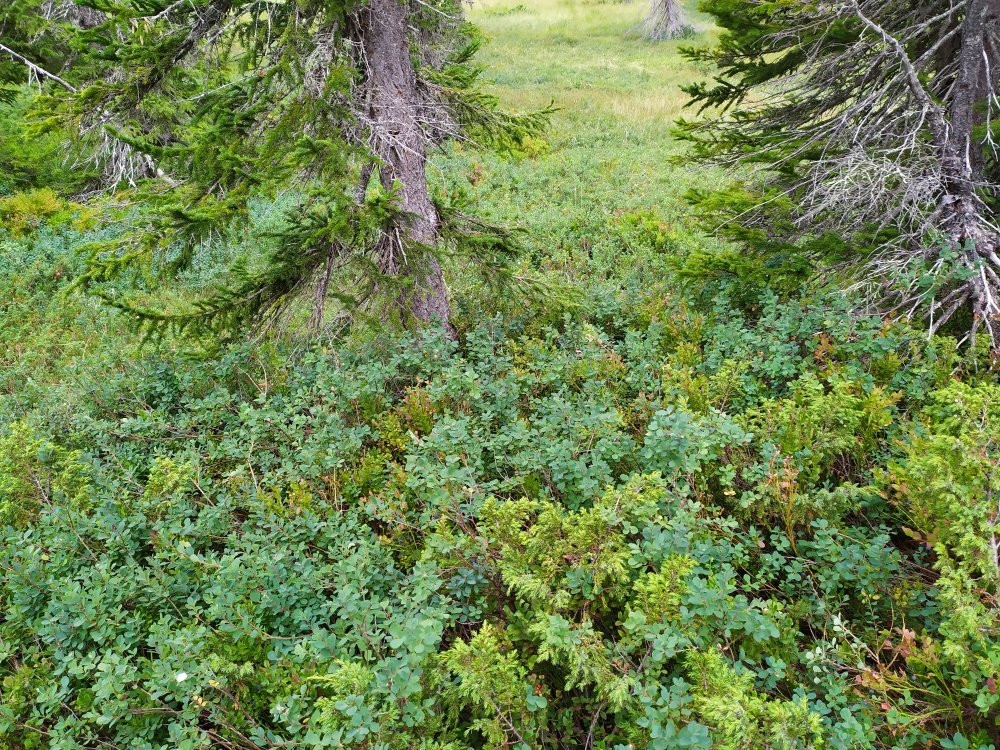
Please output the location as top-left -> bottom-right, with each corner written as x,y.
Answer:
0,189 -> 63,235
1,289 -> 997,748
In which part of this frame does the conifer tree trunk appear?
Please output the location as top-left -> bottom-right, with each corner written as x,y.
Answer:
357,0 -> 456,338
919,0 -> 1000,335
939,0 -> 997,257
635,0 -> 687,41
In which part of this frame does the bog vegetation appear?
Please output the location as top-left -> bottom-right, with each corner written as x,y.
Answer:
0,1 -> 998,749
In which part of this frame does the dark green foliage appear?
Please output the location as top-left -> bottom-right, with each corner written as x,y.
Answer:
674,0 -> 876,279
27,0 -> 547,337
2,278 -> 997,747
672,0 -> 861,296
0,0 -> 76,103
2,4 -> 998,747
0,99 -> 94,195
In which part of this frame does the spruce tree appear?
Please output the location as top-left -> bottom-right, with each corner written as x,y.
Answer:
679,0 -> 1000,348
44,0 -> 544,337
0,0 -> 93,103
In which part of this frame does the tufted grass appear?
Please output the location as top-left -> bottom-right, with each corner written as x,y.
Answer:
434,0 -> 728,283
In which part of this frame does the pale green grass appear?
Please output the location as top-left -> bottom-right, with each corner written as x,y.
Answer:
471,0 -> 717,123
435,0 -> 727,285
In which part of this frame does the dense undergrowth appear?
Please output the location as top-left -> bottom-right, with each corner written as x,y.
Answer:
2,0 -> 999,748
3,207 -> 999,747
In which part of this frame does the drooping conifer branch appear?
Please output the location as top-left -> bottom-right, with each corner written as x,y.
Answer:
680,0 -> 1000,348
51,0 -> 548,339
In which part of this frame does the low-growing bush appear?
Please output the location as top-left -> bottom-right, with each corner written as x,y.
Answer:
2,292 -> 996,748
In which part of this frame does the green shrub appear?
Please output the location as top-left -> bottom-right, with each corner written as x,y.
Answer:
0,189 -> 70,236
0,296 -> 995,748
0,420 -> 90,526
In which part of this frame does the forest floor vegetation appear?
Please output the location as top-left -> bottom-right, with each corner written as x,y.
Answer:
1,1 -> 998,748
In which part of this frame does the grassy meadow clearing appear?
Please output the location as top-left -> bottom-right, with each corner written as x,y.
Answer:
440,0 -> 728,278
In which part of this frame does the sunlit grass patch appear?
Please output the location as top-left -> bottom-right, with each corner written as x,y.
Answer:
436,0 -> 726,297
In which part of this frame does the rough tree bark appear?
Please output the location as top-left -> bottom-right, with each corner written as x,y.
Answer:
937,0 -> 1000,335
633,0 -> 688,41
356,0 -> 457,338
